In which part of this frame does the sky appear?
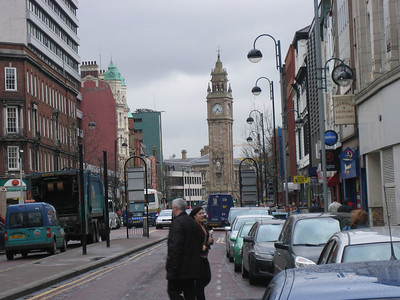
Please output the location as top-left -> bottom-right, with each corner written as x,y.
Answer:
78,0 -> 315,160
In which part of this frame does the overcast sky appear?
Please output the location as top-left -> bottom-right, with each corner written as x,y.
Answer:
78,0 -> 315,159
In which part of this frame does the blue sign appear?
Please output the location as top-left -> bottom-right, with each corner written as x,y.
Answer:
339,147 -> 357,179
324,130 -> 338,146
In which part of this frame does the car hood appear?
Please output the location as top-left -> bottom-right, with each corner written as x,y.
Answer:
280,260 -> 400,299
292,245 -> 324,263
254,242 -> 275,254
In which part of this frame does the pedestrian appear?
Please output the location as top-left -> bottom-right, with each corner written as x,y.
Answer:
189,206 -> 214,300
338,198 -> 355,213
328,201 -> 342,212
0,213 -> 5,224
166,198 -> 204,300
342,209 -> 369,230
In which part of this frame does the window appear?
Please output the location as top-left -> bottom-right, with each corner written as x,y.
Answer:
5,67 -> 17,91
8,146 -> 19,170
6,107 -> 19,134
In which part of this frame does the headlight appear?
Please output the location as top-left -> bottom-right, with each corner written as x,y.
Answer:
255,253 -> 274,260
294,256 -> 316,268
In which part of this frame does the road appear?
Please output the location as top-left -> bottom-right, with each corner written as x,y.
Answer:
6,228 -> 267,300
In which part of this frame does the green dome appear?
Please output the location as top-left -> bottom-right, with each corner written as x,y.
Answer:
104,60 -> 126,86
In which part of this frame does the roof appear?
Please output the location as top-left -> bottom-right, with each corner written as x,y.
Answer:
337,226 -> 400,245
104,60 -> 126,85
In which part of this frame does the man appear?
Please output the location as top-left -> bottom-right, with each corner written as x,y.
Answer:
166,198 -> 203,300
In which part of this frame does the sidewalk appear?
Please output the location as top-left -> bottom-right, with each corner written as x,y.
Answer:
0,236 -> 167,300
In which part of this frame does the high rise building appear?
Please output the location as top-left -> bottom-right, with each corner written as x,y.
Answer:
0,0 -> 80,206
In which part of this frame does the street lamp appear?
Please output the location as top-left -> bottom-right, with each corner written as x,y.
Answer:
19,149 -> 24,203
246,110 -> 266,204
114,137 -> 128,207
251,76 -> 278,205
247,33 -> 288,205
246,130 -> 263,205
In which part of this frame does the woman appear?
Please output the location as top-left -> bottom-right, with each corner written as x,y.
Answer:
342,209 -> 369,230
189,206 -> 213,300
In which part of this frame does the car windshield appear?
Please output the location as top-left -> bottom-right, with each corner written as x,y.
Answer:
230,209 -> 268,222
342,242 -> 400,262
256,224 -> 283,242
233,217 -> 267,231
159,210 -> 172,216
239,223 -> 255,237
292,218 -> 340,246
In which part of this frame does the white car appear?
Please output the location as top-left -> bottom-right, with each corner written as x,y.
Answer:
155,209 -> 173,229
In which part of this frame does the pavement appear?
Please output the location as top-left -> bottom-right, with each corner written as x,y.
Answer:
0,235 -> 167,300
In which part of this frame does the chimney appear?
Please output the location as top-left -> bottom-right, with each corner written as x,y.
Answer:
181,150 -> 187,160
81,61 -> 99,78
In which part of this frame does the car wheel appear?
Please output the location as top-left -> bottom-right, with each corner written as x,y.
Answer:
6,251 -> 14,261
229,255 -> 234,263
60,238 -> 67,253
234,257 -> 241,272
49,239 -> 57,255
241,261 -> 249,278
21,250 -> 29,258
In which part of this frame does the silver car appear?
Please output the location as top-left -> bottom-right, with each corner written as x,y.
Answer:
155,209 -> 173,229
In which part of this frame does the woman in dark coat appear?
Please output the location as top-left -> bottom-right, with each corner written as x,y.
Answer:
190,206 -> 214,300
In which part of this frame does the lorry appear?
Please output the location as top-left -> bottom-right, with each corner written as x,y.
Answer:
206,194 -> 234,228
27,170 -> 107,243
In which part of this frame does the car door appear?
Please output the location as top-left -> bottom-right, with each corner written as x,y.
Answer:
273,217 -> 293,274
242,222 -> 258,270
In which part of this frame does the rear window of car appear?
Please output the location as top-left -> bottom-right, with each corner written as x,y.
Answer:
9,211 -> 43,229
257,224 -> 283,242
342,242 -> 400,262
159,210 -> 172,216
292,218 -> 341,246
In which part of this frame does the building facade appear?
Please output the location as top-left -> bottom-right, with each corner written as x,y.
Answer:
0,0 -> 80,208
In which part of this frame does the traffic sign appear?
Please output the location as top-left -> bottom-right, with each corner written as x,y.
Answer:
293,176 -> 310,184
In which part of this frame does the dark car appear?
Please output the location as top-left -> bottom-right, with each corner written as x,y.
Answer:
272,212 -> 351,274
318,226 -> 400,264
263,260 -> 400,300
241,219 -> 284,284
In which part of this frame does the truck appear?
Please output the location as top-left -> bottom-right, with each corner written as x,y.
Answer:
206,194 -> 234,228
27,170 -> 107,243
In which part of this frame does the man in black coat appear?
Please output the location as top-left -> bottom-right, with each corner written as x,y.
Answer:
166,198 -> 204,300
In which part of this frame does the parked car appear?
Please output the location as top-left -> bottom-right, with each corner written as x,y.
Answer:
262,260 -> 400,300
241,219 -> 284,284
232,221 -> 256,272
272,212 -> 351,274
226,214 -> 273,262
4,202 -> 66,260
155,209 -> 173,229
318,226 -> 400,264
0,222 -> 5,251
227,207 -> 270,225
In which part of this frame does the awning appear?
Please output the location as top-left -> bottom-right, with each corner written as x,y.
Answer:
327,172 -> 340,187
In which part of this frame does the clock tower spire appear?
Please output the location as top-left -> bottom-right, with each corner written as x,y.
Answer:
206,52 -> 235,197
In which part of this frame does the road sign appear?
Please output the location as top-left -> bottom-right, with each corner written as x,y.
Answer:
293,175 -> 310,184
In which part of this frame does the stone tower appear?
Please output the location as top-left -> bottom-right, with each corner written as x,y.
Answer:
206,53 -> 235,196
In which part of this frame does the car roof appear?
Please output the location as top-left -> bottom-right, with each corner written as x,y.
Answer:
257,219 -> 285,225
234,214 -> 273,219
334,226 -> 400,245
289,212 -> 351,220
271,260 -> 400,299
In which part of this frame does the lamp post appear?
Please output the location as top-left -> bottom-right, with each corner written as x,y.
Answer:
247,33 -> 289,206
19,149 -> 24,203
114,137 -> 128,209
251,76 -> 278,205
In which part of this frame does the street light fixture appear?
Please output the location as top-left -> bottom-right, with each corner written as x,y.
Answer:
247,33 -> 289,206
251,76 -> 278,206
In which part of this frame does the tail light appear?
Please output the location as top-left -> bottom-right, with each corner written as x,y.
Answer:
4,231 -> 7,242
46,228 -> 51,238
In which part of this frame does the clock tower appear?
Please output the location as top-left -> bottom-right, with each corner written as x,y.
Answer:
206,53 -> 235,196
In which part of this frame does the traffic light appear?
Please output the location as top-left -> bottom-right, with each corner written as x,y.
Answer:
267,178 -> 274,195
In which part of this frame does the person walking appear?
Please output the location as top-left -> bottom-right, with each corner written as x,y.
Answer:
189,207 -> 213,300
342,209 -> 369,230
166,198 -> 204,300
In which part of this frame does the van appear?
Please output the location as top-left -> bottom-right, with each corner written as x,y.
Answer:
4,202 -> 66,260
206,194 -> 234,228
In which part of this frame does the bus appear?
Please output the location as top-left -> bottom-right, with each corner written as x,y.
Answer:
146,189 -> 163,219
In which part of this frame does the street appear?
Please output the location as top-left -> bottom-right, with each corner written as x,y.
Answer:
1,227 -> 267,300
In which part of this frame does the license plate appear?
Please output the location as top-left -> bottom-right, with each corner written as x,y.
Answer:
10,234 -> 25,239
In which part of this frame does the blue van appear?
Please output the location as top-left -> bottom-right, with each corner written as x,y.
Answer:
206,194 -> 234,227
4,202 -> 66,260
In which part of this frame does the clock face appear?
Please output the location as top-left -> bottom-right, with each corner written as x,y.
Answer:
331,64 -> 353,87
212,104 -> 222,115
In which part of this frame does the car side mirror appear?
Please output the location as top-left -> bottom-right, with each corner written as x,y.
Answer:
224,226 -> 231,231
243,236 -> 253,243
275,241 -> 289,250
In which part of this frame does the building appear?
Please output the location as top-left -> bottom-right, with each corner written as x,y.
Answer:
0,0 -> 80,207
